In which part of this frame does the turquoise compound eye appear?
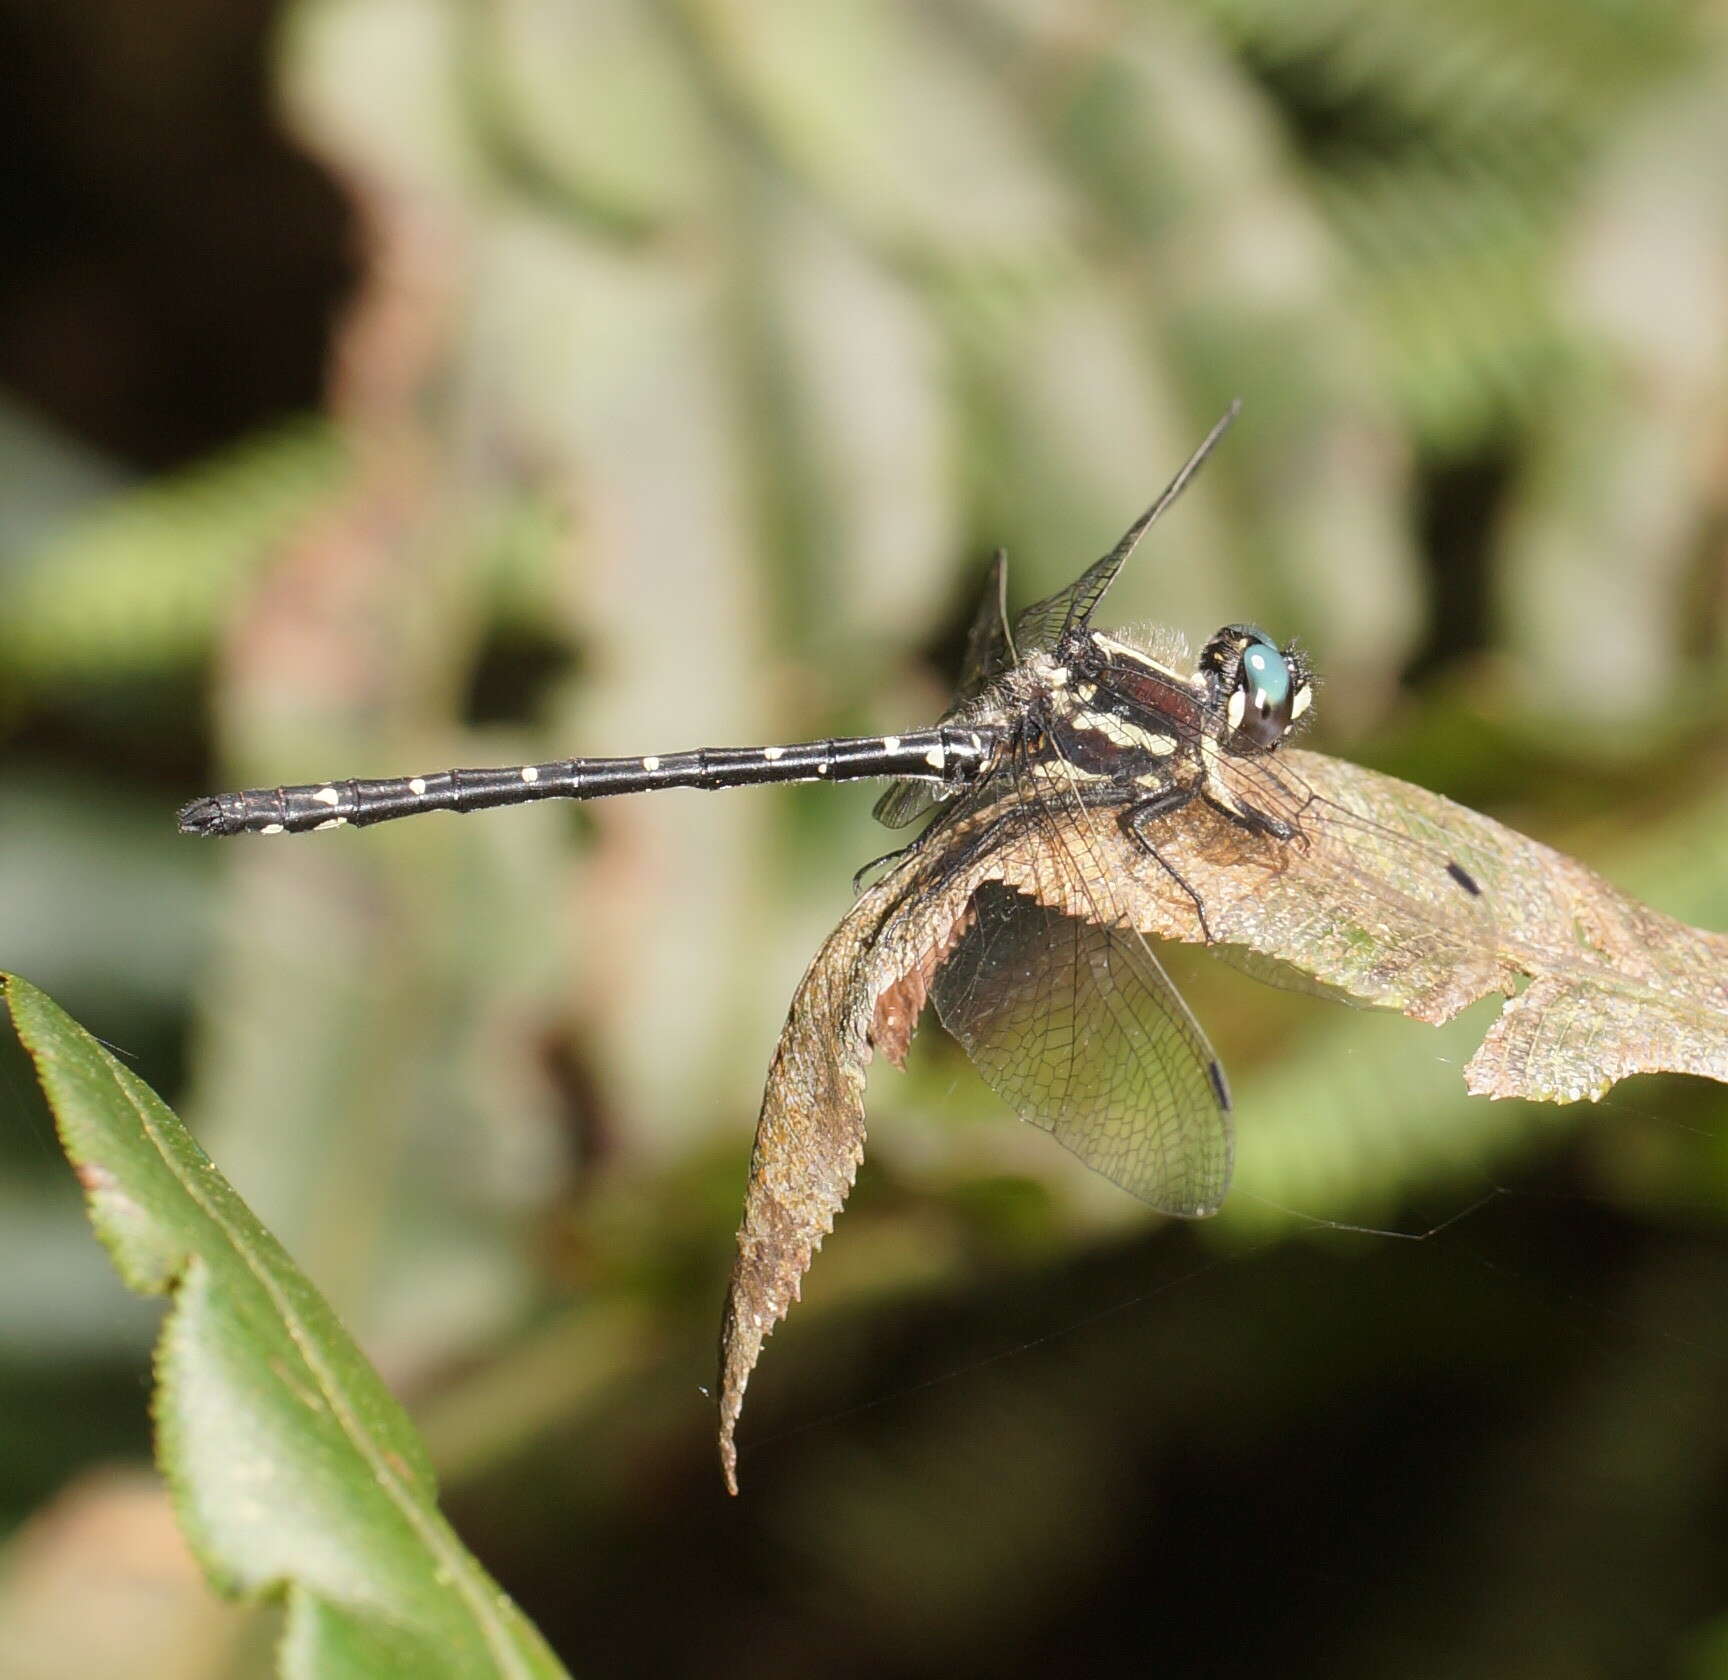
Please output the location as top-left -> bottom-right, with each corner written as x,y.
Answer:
1228,629 -> 1295,751
1242,639 -> 1291,712
1203,622 -> 1307,752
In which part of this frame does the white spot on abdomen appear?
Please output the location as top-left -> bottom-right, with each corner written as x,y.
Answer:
924,744 -> 946,770
883,736 -> 901,755
313,786 -> 340,806
408,778 -> 427,795
521,764 -> 540,783
642,756 -> 661,772
763,746 -> 784,761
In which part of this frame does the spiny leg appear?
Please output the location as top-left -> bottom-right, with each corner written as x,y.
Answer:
1121,786 -> 1217,944
852,842 -> 918,893
1199,781 -> 1300,843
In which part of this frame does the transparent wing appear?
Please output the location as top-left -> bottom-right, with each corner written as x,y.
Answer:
872,772 -> 943,831
1011,402 -> 1240,660
956,547 -> 1016,691
1070,738 -> 1505,1024
1205,943 -> 1377,1006
1210,745 -> 1497,966
875,551 -> 1015,830
932,880 -> 1232,1216
927,719 -> 1233,1216
884,406 -> 1236,829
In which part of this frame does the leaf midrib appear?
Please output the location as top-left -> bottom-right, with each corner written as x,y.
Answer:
28,985 -> 544,1679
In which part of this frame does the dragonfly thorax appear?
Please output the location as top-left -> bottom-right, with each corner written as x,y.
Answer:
1016,623 -> 1313,808
1022,634 -> 1206,794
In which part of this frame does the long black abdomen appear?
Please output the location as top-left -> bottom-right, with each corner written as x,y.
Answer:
178,728 -> 994,837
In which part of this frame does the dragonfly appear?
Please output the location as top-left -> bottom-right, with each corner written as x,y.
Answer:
179,404 -> 1489,1223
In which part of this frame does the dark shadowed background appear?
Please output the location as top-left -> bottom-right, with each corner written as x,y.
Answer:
3,1 -> 1727,1675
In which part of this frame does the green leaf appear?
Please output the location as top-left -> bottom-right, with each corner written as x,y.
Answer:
2,973 -> 569,1680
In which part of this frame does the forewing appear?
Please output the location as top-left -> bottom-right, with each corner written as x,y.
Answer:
885,406 -> 1236,826
1008,554 -> 1117,665
956,547 -> 1015,691
1011,403 -> 1240,658
1200,745 -> 1503,1014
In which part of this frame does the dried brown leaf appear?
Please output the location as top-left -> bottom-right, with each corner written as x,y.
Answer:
717,749 -> 1728,1486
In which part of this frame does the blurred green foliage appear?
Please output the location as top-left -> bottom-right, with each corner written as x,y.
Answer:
2,0 -> 1727,1676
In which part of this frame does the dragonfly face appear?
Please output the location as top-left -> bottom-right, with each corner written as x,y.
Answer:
1198,625 -> 1314,755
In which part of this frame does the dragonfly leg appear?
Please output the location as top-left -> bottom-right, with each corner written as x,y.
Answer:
852,842 -> 916,893
853,789 -> 973,892
1121,788 -> 1215,943
1201,787 -> 1298,842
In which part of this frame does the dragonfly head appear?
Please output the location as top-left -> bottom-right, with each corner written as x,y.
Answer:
1201,625 -> 1313,755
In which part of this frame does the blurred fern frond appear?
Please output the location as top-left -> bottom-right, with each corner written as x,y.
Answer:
3,419 -> 345,684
